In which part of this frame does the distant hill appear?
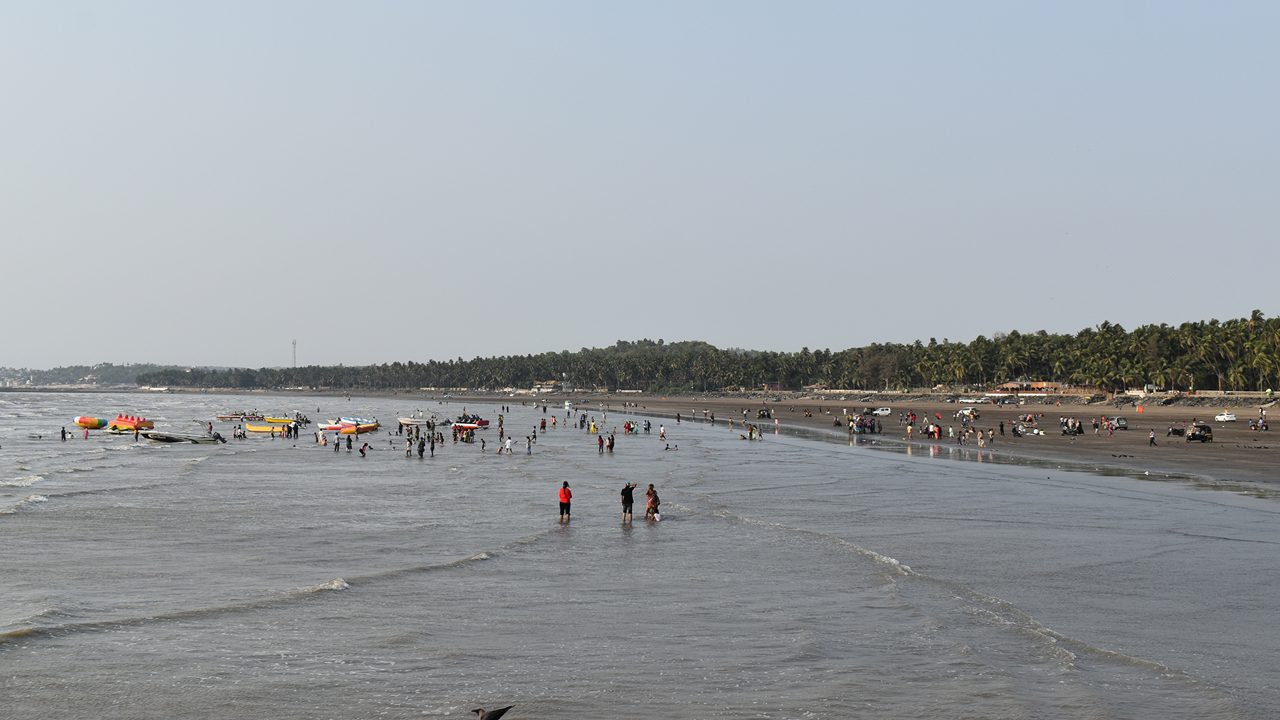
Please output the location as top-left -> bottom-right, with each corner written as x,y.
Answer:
0,363 -> 187,387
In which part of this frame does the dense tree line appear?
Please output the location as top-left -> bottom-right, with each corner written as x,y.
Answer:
128,312 -> 1280,395
0,363 -> 183,386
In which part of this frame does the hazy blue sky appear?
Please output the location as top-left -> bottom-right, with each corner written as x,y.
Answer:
3,1 -> 1276,369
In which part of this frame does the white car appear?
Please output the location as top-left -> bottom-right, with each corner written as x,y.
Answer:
870,407 -> 892,416
1215,412 -> 1237,422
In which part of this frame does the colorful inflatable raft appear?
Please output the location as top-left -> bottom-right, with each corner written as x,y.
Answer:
107,414 -> 155,431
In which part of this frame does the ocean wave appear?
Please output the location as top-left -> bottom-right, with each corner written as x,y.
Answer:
0,540 -> 521,648
1,475 -> 43,488
706,505 -> 914,576
44,483 -> 170,500
305,578 -> 350,592
0,495 -> 48,515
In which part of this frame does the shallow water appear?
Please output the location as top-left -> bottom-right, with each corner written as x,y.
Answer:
2,391 -> 1277,719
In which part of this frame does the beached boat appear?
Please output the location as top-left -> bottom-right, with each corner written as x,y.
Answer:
398,412 -> 437,426
245,422 -> 290,433
74,416 -> 108,429
319,417 -> 379,432
339,423 -> 379,435
107,414 -> 155,431
142,430 -> 227,444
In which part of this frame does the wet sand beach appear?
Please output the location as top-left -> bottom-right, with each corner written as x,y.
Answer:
541,393 -> 1279,487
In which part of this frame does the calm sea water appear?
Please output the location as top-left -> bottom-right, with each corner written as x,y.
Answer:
2,391 -> 1277,719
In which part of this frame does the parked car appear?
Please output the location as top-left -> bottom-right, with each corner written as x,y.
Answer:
1187,423 -> 1214,442
955,407 -> 980,420
871,407 -> 892,416
1113,417 -> 1129,430
1214,412 -> 1237,422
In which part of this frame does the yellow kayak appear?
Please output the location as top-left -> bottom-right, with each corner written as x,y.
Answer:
264,417 -> 296,424
245,423 -> 288,433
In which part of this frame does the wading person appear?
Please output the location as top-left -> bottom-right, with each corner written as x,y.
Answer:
621,482 -> 636,524
558,481 -> 572,523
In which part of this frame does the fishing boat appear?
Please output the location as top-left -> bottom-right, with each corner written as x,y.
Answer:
74,416 -> 108,429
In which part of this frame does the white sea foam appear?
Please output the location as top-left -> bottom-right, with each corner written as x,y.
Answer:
306,578 -> 350,592
0,494 -> 49,514
2,475 -> 43,488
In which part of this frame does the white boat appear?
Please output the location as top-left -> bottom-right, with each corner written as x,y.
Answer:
142,430 -> 227,444
319,417 -> 379,432
398,412 -> 438,426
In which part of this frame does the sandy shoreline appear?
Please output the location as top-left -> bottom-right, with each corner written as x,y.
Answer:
529,393 -> 1278,488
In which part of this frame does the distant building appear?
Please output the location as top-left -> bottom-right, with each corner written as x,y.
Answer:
995,381 -> 1061,393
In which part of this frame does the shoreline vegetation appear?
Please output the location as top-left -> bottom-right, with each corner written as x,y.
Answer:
5,313 -> 1280,398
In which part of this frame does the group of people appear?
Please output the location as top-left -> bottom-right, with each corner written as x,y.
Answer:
558,481 -> 661,524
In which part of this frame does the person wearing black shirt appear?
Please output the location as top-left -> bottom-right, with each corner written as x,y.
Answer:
620,482 -> 636,524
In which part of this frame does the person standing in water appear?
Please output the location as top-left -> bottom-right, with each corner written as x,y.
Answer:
558,481 -> 572,523
620,482 -> 636,524
645,483 -> 660,521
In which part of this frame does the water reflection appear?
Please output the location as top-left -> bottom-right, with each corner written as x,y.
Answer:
775,422 -> 1279,499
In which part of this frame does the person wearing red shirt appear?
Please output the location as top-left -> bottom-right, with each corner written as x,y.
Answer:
558,481 -> 572,523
